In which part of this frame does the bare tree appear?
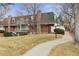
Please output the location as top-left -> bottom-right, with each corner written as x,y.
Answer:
58,3 -> 79,44
22,3 -> 43,34
0,3 -> 12,19
74,4 -> 79,44
58,4 -> 76,32
15,9 -> 26,16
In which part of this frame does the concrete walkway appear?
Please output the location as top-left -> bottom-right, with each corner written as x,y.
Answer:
23,31 -> 73,56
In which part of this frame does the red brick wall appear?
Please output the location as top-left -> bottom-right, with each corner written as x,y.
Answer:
5,26 -> 16,32
41,25 -> 50,33
4,24 -> 53,33
10,27 -> 16,32
29,25 -> 33,32
29,25 -> 37,33
5,27 -> 8,32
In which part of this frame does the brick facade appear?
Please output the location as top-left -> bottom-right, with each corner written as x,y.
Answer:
0,12 -> 55,33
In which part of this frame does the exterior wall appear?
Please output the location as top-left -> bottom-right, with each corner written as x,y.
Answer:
41,24 -> 54,33
4,26 -> 29,32
29,25 -> 37,33
41,25 -> 50,33
1,12 -> 55,33
4,24 -> 55,33
29,25 -> 33,33
51,26 -> 55,33
10,26 -> 17,32
4,26 -> 17,32
4,27 -> 8,32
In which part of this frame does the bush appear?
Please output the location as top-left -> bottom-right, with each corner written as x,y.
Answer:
54,28 -> 65,35
4,31 -> 29,37
16,31 -> 29,36
0,30 -> 4,33
4,32 -> 12,37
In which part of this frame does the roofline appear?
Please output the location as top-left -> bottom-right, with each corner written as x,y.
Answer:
3,11 -> 54,19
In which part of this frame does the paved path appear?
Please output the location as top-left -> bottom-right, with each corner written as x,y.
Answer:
23,31 -> 73,56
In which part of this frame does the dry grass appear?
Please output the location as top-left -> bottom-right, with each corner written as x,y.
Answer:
49,42 -> 79,56
0,34 -> 62,56
0,33 -> 4,37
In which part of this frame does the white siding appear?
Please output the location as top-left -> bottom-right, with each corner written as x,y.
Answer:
51,26 -> 55,33
0,25 -> 4,30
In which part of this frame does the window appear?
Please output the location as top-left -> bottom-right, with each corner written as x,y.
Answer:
12,18 -> 15,23
21,25 -> 29,32
20,18 -> 28,24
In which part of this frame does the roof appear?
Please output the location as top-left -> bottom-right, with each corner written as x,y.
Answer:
3,16 -> 29,26
0,12 -> 55,26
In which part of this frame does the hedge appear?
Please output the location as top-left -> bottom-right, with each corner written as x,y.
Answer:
54,28 -> 65,35
4,31 -> 29,37
0,30 -> 4,33
16,32 -> 29,36
4,32 -> 12,37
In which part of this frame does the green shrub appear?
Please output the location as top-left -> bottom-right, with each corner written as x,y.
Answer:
16,31 -> 29,36
4,31 -> 29,37
4,32 -> 12,37
54,28 -> 65,35
0,30 -> 4,33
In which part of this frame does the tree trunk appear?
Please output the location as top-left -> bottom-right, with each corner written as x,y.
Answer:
74,22 -> 79,44
74,4 -> 79,44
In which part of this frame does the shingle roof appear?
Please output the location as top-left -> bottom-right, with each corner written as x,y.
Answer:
0,12 -> 55,26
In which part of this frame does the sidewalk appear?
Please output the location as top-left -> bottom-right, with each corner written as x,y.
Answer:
23,31 -> 73,56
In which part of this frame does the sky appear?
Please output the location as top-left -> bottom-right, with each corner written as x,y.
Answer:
5,3 -> 61,17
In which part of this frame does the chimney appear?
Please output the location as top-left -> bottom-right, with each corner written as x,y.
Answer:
36,10 -> 41,34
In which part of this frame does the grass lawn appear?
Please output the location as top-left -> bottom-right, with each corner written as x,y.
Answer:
49,42 -> 79,56
0,34 -> 62,56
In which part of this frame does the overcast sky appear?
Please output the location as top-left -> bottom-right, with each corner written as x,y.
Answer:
5,3 -> 62,17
